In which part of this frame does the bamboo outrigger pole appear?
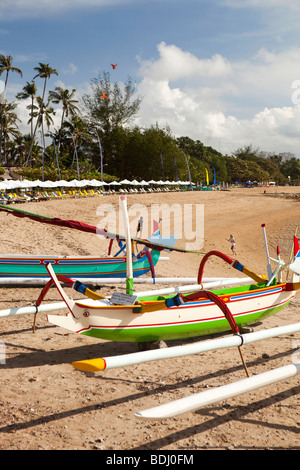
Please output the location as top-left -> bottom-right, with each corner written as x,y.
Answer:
0,302 -> 68,319
261,223 -> 273,280
120,195 -> 133,295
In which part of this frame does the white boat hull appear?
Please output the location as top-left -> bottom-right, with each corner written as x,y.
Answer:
48,283 -> 295,342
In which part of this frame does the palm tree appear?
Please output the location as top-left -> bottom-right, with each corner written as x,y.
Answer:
63,116 -> 92,178
0,54 -> 23,93
29,97 -> 55,148
0,55 -> 23,158
48,86 -> 79,150
8,134 -> 26,166
1,102 -> 21,165
26,63 -> 58,164
29,97 -> 55,177
16,81 -> 37,138
64,115 -> 92,148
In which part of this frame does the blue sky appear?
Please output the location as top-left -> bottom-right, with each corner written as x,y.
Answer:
1,0 -> 300,157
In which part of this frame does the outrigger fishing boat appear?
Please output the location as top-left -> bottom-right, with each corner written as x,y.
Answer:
38,196 -> 300,350
1,196 -> 299,415
0,203 -> 180,284
0,250 -> 161,284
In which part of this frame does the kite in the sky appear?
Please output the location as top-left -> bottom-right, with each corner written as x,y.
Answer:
111,64 -> 117,69
101,91 -> 109,100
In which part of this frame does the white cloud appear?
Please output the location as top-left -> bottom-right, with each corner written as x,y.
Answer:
62,63 -> 78,75
13,96 -> 63,137
137,42 -> 232,82
134,42 -> 300,156
14,53 -> 48,64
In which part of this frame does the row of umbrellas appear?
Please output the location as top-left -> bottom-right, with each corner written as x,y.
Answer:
117,179 -> 194,186
0,178 -> 194,191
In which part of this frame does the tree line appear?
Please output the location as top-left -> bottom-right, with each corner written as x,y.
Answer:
0,54 -> 299,185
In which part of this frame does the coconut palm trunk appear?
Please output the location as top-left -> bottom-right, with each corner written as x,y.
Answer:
0,55 -> 22,161
26,63 -> 58,165
16,81 -> 37,139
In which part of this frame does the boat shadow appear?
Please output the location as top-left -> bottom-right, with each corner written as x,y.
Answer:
1,322 -> 296,374
1,327 -> 140,371
1,323 -> 299,449
132,383 -> 300,450
0,320 -> 248,370
0,345 -> 298,448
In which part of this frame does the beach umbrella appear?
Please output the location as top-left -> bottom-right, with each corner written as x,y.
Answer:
140,180 -> 149,186
3,180 -> 32,190
69,179 -> 85,187
88,179 -> 105,187
33,181 -> 44,188
120,179 -> 132,185
32,180 -> 45,187
38,180 -> 56,188
109,180 -> 121,186
77,179 -> 90,186
0,180 -> 14,189
0,182 -> 9,190
55,180 -> 72,187
131,179 -> 141,185
17,179 -> 36,188
31,179 -> 45,188
6,180 -> 22,189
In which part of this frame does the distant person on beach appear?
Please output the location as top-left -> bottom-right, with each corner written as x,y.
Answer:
227,234 -> 236,255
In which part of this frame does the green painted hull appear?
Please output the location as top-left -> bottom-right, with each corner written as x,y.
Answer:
66,283 -> 295,343
80,300 -> 290,342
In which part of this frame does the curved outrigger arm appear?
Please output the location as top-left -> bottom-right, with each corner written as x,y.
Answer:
197,250 -> 267,285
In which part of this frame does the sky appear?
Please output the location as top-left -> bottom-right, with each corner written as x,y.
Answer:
1,0 -> 300,157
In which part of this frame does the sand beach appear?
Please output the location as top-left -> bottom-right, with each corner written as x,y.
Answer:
0,186 -> 299,450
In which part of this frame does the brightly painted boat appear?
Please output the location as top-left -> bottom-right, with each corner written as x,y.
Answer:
0,249 -> 161,283
38,197 -> 300,344
0,202 -> 184,284
46,277 -> 296,343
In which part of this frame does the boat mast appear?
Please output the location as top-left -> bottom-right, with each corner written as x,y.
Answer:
120,195 -> 133,295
